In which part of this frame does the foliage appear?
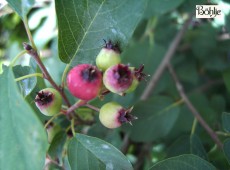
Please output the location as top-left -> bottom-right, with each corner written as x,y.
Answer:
1,0 -> 230,169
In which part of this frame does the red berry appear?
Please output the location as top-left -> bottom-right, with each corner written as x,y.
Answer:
99,102 -> 137,129
67,64 -> 102,101
35,88 -> 62,116
103,64 -> 133,94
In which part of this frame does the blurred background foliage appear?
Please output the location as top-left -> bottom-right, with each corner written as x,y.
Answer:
1,0 -> 230,169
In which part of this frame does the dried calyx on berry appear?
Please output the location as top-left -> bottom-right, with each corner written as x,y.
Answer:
103,64 -> 133,95
35,88 -> 62,116
126,64 -> 148,93
96,40 -> 121,71
99,102 -> 137,129
67,64 -> 102,101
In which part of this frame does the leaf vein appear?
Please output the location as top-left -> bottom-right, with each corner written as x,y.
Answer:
68,0 -> 106,63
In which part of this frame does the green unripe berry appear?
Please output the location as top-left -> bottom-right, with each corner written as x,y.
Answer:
99,102 -> 137,129
96,40 -> 121,71
35,88 -> 62,116
126,65 -> 147,93
96,48 -> 121,71
125,78 -> 139,93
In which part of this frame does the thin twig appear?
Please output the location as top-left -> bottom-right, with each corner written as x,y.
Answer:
167,63 -> 223,149
134,143 -> 152,170
133,14 -> 194,170
140,15 -> 193,100
23,43 -> 72,109
84,103 -> 100,112
120,134 -> 130,154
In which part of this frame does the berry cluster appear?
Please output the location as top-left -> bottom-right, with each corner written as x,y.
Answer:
35,40 -> 146,129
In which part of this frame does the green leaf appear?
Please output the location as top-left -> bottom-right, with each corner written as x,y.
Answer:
55,0 -> 147,64
226,13 -> 230,33
176,60 -> 199,85
6,0 -> 35,19
223,68 -> 230,94
48,131 -> 67,163
0,67 -> 48,170
123,96 -> 180,142
149,154 -> 216,170
154,15 -> 177,47
190,134 -> 208,160
222,112 -> 230,133
144,0 -> 185,18
67,134 -> 133,170
88,123 -> 122,149
189,24 -> 217,60
167,136 -> 190,157
223,138 -> 230,164
13,65 -> 37,97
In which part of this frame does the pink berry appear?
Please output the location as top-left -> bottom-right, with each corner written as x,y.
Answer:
103,64 -> 133,94
67,64 -> 102,101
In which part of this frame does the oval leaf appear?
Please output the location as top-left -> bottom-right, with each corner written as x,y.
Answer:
190,134 -> 208,160
48,131 -> 67,163
149,154 -> 216,170
6,0 -> 35,19
144,0 -> 185,18
55,0 -> 147,65
123,96 -> 180,142
0,67 -> 48,170
68,134 -> 133,170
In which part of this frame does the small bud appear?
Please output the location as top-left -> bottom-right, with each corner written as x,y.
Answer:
23,42 -> 33,51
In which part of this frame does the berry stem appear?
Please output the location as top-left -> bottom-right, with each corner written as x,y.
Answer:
85,103 -> 100,112
191,118 -> 198,135
61,63 -> 70,88
71,119 -> 76,136
44,112 -> 63,129
66,100 -> 87,114
10,50 -> 27,67
15,73 -> 43,82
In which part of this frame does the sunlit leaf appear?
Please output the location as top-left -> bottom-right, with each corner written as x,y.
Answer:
55,0 -> 147,65
6,0 -> 35,19
68,134 -> 133,170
